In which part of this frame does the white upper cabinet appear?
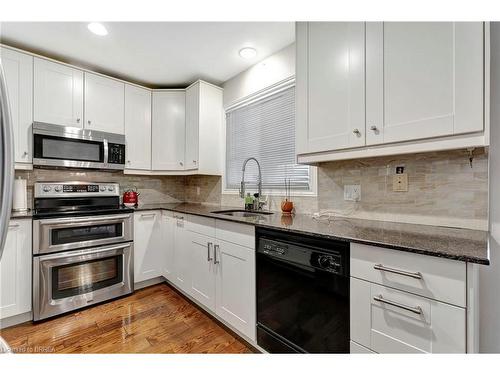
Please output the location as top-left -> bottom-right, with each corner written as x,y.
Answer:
1,48 -> 33,164
366,22 -> 484,145
185,81 -> 223,174
34,58 -> 83,128
125,85 -> 151,170
84,72 -> 125,134
296,22 -> 366,154
152,91 -> 186,170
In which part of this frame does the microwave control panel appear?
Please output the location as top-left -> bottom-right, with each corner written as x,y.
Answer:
108,143 -> 125,165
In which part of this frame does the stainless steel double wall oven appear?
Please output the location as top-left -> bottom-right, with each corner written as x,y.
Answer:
32,182 -> 134,321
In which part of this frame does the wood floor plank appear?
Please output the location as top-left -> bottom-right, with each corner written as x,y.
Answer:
1,283 -> 254,354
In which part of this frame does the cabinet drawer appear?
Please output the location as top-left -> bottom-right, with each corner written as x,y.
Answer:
186,214 -> 216,237
351,278 -> 466,353
351,243 -> 466,307
215,220 -> 254,249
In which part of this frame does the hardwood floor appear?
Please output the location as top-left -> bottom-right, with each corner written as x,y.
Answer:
0,283 -> 254,354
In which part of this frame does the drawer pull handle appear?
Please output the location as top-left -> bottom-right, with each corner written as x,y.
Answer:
374,264 -> 422,279
373,295 -> 423,315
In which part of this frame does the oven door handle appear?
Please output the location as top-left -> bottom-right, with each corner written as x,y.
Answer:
37,243 -> 131,262
38,214 -> 132,225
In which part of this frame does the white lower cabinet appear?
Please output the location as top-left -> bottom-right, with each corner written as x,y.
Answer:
0,219 -> 32,320
161,211 -> 175,282
351,277 -> 466,353
185,217 -> 256,341
172,214 -> 190,293
188,231 -> 216,311
133,211 -> 163,283
215,238 -> 256,341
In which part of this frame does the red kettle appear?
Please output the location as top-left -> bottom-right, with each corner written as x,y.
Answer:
123,188 -> 140,207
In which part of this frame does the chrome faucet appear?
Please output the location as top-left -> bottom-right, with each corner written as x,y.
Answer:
240,157 -> 266,210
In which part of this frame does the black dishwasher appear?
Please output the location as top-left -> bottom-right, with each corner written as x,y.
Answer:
256,227 -> 349,353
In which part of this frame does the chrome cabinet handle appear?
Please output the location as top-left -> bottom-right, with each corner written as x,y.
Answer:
373,295 -> 423,315
213,244 -> 220,264
193,160 -> 197,164
8,223 -> 20,228
370,125 -> 378,131
76,118 -> 81,123
87,120 -> 91,125
352,128 -> 361,135
179,161 -> 184,166
374,264 -> 422,280
140,213 -> 156,218
207,242 -> 213,261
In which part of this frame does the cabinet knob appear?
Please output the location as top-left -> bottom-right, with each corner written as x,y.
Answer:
179,161 -> 184,166
193,160 -> 197,164
23,151 -> 28,157
87,120 -> 91,125
352,129 -> 361,136
76,118 -> 81,123
370,125 -> 378,132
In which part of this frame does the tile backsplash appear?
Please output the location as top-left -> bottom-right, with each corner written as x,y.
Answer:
186,148 -> 489,230
16,148 -> 489,230
14,169 -> 186,209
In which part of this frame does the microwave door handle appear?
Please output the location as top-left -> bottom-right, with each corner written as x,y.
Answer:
103,139 -> 109,166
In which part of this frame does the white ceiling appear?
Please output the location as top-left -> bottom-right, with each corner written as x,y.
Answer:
0,22 -> 295,88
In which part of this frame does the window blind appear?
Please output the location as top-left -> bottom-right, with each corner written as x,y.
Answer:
225,86 -> 310,191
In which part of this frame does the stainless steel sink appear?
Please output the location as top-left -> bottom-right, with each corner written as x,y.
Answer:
211,209 -> 274,218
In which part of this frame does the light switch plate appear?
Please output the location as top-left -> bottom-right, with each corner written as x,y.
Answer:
344,185 -> 361,201
393,174 -> 408,192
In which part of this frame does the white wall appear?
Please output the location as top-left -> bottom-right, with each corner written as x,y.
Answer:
222,43 -> 295,108
480,22 -> 500,353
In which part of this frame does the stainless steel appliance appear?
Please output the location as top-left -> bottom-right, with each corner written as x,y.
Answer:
256,227 -> 350,353
1,58 -> 15,353
33,122 -> 126,170
32,182 -> 134,321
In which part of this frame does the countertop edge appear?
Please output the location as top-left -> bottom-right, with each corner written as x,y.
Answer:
133,205 -> 490,265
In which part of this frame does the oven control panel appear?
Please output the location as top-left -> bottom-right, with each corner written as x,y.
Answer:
35,182 -> 120,198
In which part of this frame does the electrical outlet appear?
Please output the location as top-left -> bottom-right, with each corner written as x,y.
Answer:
393,174 -> 408,192
344,185 -> 361,201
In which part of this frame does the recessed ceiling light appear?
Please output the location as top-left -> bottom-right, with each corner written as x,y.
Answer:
87,22 -> 108,36
239,47 -> 257,59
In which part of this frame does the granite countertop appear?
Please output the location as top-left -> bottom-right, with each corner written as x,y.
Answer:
134,202 -> 490,265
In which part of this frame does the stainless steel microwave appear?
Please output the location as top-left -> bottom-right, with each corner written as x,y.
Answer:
33,122 -> 126,170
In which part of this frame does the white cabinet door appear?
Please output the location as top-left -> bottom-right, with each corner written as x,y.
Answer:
188,231 -> 216,312
185,83 -> 200,170
173,215 -> 190,293
134,211 -> 162,283
152,91 -> 186,170
0,220 -> 32,319
350,278 -> 466,353
84,72 -> 125,134
366,22 -> 484,145
161,211 -> 175,282
1,48 -> 33,164
125,85 -> 151,170
296,22 -> 365,154
215,239 -> 256,341
34,58 -> 83,127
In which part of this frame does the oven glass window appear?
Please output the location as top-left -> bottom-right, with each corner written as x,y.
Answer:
51,256 -> 123,299
51,224 -> 123,245
34,134 -> 104,162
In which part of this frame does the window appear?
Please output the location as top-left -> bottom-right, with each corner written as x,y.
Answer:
225,85 -> 314,194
